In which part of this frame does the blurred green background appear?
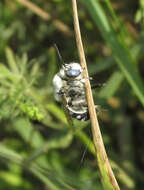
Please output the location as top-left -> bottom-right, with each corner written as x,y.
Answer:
0,0 -> 144,189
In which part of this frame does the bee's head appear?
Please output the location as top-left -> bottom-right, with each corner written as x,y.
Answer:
63,63 -> 82,78
54,44 -> 82,78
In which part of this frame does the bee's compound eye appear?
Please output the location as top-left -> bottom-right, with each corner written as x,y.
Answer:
66,69 -> 81,77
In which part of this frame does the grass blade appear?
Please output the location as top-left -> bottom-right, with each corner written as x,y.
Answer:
0,144 -> 75,190
99,71 -> 124,99
5,47 -> 19,74
82,0 -> 144,105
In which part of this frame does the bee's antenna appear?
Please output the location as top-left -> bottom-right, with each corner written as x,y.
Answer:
54,43 -> 65,66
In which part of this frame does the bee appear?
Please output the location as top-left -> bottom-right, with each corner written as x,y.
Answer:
53,44 -> 100,121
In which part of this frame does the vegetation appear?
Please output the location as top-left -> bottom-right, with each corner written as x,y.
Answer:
0,0 -> 144,189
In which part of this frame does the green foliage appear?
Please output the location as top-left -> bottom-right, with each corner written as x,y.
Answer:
0,47 -> 43,120
0,1 -> 144,190
83,0 -> 144,105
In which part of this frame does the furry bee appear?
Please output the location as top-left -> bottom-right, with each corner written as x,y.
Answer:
53,61 -> 90,121
53,44 -> 99,121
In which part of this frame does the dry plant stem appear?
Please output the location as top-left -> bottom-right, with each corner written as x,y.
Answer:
72,0 -> 120,189
16,0 -> 72,36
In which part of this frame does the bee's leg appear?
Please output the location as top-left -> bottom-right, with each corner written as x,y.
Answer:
81,79 -> 105,88
65,104 -> 70,109
95,105 -> 107,114
95,105 -> 100,112
83,75 -> 93,81
81,77 -> 92,84
91,83 -> 105,89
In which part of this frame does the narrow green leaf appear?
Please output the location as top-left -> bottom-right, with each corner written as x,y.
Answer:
0,64 -> 19,82
111,161 -> 135,189
82,0 -> 144,105
99,71 -> 124,98
0,171 -> 23,186
24,131 -> 73,163
46,103 -> 67,124
76,131 -> 135,189
0,144 -> 22,164
29,167 -> 61,190
88,57 -> 114,75
0,144 -> 75,190
5,47 -> 19,74
13,118 -> 44,148
47,47 -> 57,86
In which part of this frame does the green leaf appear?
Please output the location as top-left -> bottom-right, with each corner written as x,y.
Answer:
47,47 -> 57,86
24,131 -> 73,163
0,171 -> 23,186
46,103 -> 67,124
99,71 -> 124,98
88,57 -> 115,75
82,0 -> 144,106
0,64 -> 19,82
5,47 -> 19,74
13,118 -> 44,148
0,144 -> 75,190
